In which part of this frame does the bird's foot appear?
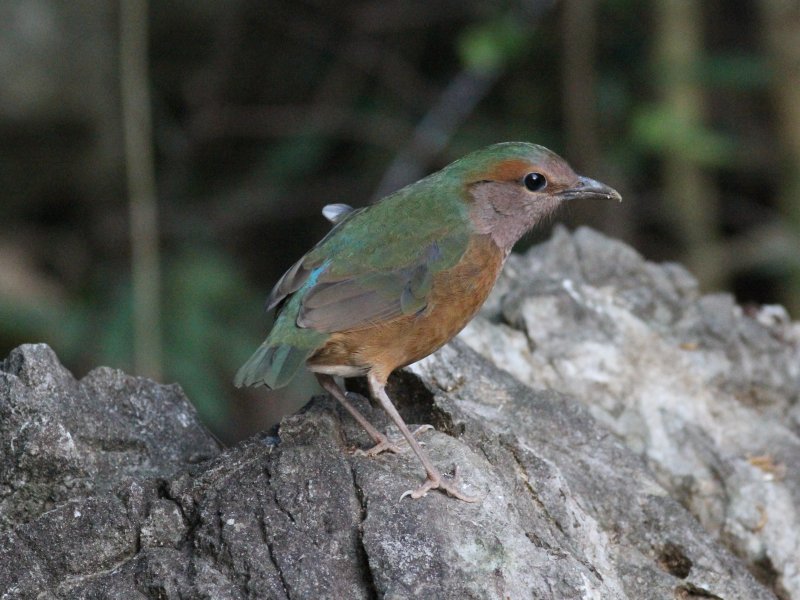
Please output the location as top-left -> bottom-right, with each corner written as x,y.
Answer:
355,434 -> 404,457
399,465 -> 479,503
355,424 -> 434,457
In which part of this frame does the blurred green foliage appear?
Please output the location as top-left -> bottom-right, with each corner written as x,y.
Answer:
458,16 -> 530,74
631,105 -> 737,166
0,247 -> 264,432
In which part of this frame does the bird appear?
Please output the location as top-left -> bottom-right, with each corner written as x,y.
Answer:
235,142 -> 621,502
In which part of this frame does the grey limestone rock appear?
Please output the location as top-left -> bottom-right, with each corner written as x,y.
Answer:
460,226 -> 800,599
0,344 -> 220,533
2,227 -> 798,599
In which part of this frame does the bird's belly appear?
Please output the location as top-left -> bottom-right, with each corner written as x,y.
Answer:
307,234 -> 504,382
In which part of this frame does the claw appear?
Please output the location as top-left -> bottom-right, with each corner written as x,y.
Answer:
399,465 -> 479,503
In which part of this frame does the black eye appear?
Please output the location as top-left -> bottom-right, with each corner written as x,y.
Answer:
523,172 -> 547,191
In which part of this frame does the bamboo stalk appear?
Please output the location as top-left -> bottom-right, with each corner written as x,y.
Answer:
120,0 -> 162,379
653,0 -> 722,290
761,0 -> 800,317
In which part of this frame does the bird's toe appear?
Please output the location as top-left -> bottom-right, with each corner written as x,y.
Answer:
399,465 -> 479,503
354,437 -> 407,457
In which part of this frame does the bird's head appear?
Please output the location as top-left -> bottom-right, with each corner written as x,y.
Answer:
451,142 -> 621,252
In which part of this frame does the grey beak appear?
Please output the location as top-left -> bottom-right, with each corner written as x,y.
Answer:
559,176 -> 622,202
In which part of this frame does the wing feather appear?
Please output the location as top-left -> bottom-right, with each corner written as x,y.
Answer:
265,181 -> 470,335
265,257 -> 309,311
297,232 -> 467,333
265,206 -> 367,311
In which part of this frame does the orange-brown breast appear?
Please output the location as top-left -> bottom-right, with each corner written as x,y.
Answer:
307,233 -> 505,383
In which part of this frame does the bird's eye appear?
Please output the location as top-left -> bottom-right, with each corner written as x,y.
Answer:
523,172 -> 547,192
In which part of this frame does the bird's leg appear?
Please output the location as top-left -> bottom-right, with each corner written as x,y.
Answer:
367,373 -> 478,503
316,374 -> 430,456
347,397 -> 433,456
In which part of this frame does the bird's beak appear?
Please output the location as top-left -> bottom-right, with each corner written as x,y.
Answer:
559,176 -> 622,202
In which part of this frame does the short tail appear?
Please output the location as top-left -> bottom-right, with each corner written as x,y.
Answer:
234,343 -> 311,389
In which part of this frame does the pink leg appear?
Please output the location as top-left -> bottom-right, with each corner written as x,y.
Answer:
316,374 -> 431,456
367,373 -> 478,503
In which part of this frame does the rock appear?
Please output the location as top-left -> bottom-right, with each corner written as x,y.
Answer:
1,227 -> 798,599
0,344 -> 220,533
460,226 -> 800,599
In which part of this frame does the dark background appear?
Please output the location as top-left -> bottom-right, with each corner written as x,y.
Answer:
2,0 -> 799,442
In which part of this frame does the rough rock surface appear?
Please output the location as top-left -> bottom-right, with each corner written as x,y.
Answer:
1,228 -> 798,599
460,226 -> 800,599
0,344 -> 220,534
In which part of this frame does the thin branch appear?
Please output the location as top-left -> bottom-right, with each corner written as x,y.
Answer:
371,2 -> 558,199
120,0 -> 162,379
653,0 -> 722,291
761,0 -> 800,316
372,70 -> 500,199
562,0 -> 599,173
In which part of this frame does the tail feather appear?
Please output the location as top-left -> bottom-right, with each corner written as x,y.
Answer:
234,343 -> 310,389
